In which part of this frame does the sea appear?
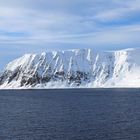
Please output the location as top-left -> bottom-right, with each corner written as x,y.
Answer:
0,88 -> 140,140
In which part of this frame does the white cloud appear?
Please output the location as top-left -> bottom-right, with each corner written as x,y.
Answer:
0,0 -> 139,48
94,0 -> 140,21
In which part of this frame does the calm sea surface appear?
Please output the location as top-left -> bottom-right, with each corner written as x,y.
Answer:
0,89 -> 140,140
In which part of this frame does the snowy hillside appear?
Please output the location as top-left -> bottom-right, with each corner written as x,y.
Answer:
0,48 -> 140,89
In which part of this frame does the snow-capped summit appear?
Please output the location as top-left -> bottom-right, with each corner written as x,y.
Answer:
0,48 -> 140,89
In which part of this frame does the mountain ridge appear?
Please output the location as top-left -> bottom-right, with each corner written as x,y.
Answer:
0,48 -> 140,89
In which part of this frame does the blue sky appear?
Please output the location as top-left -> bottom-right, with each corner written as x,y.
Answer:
0,0 -> 140,70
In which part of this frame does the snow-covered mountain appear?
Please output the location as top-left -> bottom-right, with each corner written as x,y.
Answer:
0,48 -> 140,89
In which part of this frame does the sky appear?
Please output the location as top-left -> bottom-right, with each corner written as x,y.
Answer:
0,0 -> 140,70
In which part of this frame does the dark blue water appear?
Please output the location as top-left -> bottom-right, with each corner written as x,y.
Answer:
0,89 -> 140,140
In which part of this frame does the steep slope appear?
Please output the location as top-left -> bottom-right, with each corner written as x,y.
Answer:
0,48 -> 140,89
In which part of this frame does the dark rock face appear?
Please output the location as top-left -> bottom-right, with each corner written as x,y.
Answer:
68,71 -> 90,85
0,68 -> 91,87
0,71 -> 9,85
